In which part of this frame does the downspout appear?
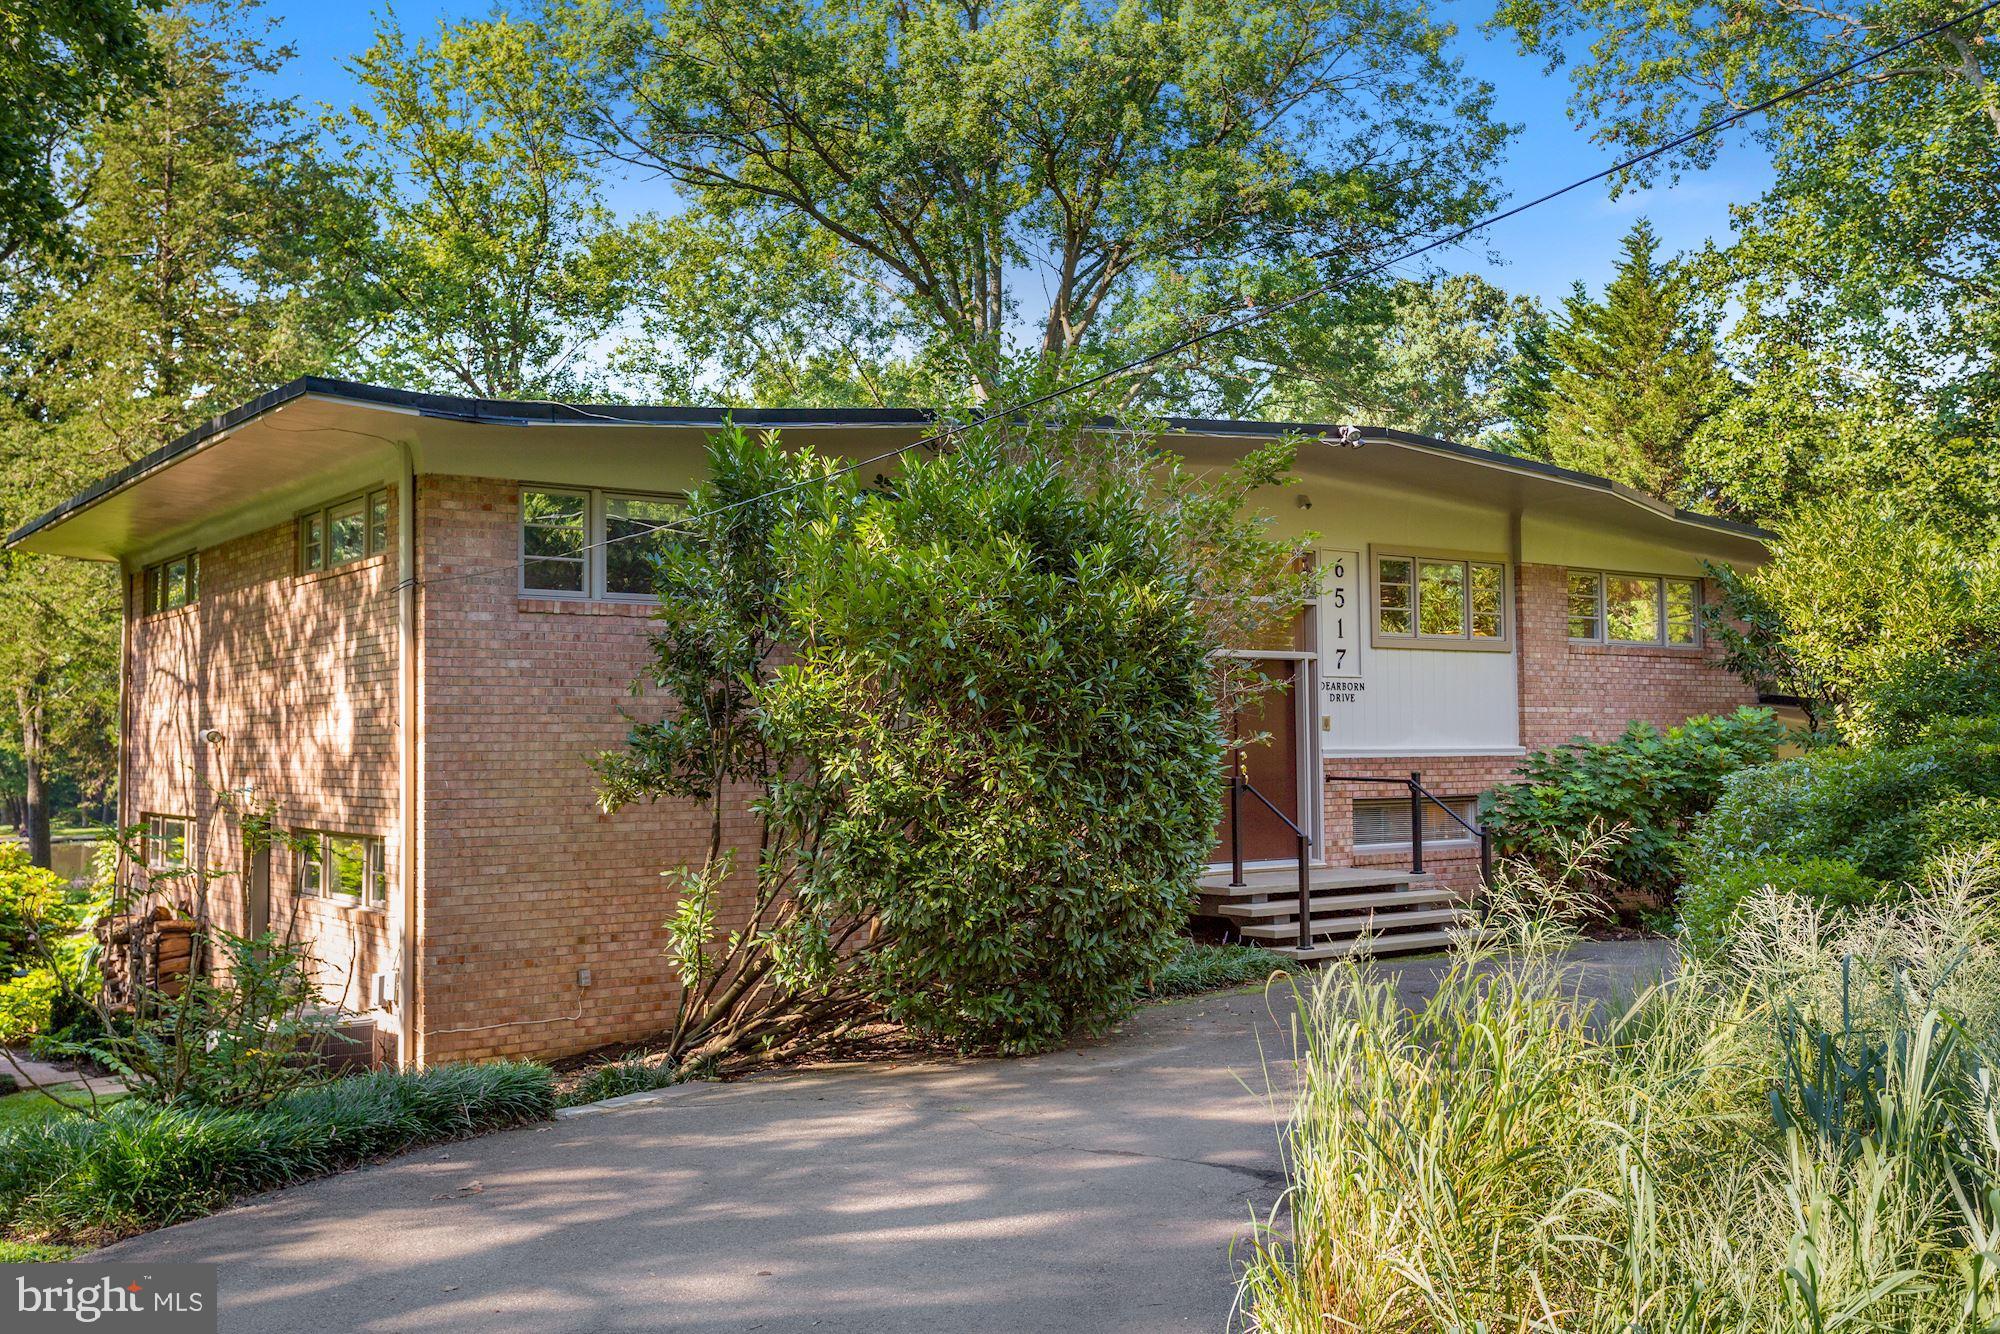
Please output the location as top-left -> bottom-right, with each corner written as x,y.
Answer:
396,446 -> 420,1068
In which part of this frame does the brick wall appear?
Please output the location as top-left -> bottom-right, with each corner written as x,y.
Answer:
415,475 -> 758,1064
1516,563 -> 1754,750
123,503 -> 400,1030
1315,563 -> 1757,894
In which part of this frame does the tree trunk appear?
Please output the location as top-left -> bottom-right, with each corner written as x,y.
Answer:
16,686 -> 51,869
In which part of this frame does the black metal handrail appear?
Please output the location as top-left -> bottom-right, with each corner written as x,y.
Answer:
1225,750 -> 1315,949
1325,770 -> 1494,889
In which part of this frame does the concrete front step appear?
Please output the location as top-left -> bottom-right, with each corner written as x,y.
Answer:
1237,906 -> 1467,943
1199,865 -> 1424,895
1204,885 -> 1458,921
1269,927 -> 1467,962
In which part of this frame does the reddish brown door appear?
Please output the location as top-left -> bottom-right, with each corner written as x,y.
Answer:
1214,659 -> 1304,864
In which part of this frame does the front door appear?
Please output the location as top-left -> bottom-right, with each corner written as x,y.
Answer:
1214,659 -> 1305,864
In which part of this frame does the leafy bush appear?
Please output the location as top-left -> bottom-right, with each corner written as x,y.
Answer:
1483,707 -> 1787,896
0,845 -> 78,974
66,928 -> 339,1109
0,1062 -> 552,1243
0,968 -> 59,1045
1240,849 -> 2000,1330
559,1059 -> 681,1107
1676,855 -> 1878,962
1146,940 -> 1302,998
1683,717 -> 2000,887
598,424 -> 1307,1062
1852,645 -> 2000,746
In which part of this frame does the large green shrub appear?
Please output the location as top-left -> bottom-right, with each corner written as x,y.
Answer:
0,844 -> 80,974
1852,645 -> 2000,746
1483,707 -> 1788,896
1682,717 -> 2000,887
0,1062 -> 552,1243
600,425 -> 1305,1059
1676,855 -> 1878,962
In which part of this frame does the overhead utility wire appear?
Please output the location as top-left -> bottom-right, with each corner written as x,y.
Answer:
406,0 -> 2000,593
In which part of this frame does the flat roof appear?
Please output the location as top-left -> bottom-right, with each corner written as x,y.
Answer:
6,375 -> 1772,557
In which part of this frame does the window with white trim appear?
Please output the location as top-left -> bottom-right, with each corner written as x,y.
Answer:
297,832 -> 388,907
520,487 -> 683,600
1374,553 -> 1508,646
1567,571 -> 1701,646
298,489 -> 390,573
142,814 -> 192,869
1352,796 -> 1480,848
141,553 -> 199,614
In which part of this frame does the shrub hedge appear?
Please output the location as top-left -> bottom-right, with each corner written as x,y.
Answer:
0,1062 -> 553,1243
1676,856 -> 1879,962
1681,717 -> 2000,887
1146,940 -> 1303,998
1483,707 -> 1788,897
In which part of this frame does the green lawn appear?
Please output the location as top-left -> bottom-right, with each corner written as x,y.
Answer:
0,1083 -> 119,1131
0,1240 -> 80,1262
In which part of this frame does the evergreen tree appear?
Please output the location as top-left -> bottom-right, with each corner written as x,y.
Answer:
0,0 -> 366,864
1539,220 -> 1733,498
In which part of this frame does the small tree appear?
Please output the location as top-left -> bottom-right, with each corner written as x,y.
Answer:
599,423 -> 1306,1062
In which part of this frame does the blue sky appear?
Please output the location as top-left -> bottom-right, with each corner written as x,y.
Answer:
265,1 -> 1776,310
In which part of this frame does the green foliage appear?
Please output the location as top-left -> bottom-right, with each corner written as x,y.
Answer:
0,1240 -> 77,1263
559,1059 -> 682,1107
1263,273 -> 1548,447
0,0 -> 158,263
1240,861 -> 2000,1330
1523,220 -> 1733,499
548,0 -> 1509,403
1683,720 -> 2000,887
1483,707 -> 1788,897
1493,0 -> 2000,473
0,969 -> 60,1047
67,927 -> 338,1110
1145,940 -> 1302,999
330,13 -> 662,399
1677,856 -> 1877,963
601,421 -> 1304,1062
1738,497 -> 2000,734
0,1062 -> 552,1244
1854,645 -> 2000,747
0,844 -> 77,973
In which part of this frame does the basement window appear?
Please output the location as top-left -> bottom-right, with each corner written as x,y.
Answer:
1567,571 -> 1701,647
141,553 -> 199,614
298,488 -> 391,574
1352,796 -> 1479,849
142,814 -> 192,869
297,832 -> 388,908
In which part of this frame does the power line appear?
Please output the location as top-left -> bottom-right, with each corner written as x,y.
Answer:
405,0 -> 2000,594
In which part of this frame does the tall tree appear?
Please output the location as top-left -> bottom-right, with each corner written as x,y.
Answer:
546,0 -> 1509,406
1494,0 -> 2000,481
1262,273 -> 1547,444
1534,220 -> 1732,498
0,0 -> 161,263
0,0 -> 366,864
331,14 -> 661,399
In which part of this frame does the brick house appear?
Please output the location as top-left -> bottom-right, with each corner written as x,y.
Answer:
7,377 -> 1766,1066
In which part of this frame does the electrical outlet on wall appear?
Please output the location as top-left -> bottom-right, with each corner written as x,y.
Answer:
577,966 -> 592,988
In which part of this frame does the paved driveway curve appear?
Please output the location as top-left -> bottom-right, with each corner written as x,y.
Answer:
98,941 -> 1669,1333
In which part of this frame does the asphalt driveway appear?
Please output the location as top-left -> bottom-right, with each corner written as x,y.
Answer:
97,940 -> 1670,1333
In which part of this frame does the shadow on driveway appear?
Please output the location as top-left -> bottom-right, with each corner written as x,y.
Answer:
96,939 -> 1672,1333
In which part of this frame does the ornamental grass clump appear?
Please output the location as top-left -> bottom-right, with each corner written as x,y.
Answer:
1239,845 -> 2000,1332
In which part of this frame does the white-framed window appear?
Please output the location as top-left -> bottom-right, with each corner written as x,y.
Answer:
520,487 -> 683,601
142,813 -> 192,869
1567,571 -> 1701,647
1374,552 -> 1509,648
299,488 -> 391,574
141,553 -> 199,614
1352,796 -> 1480,848
296,831 -> 388,908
